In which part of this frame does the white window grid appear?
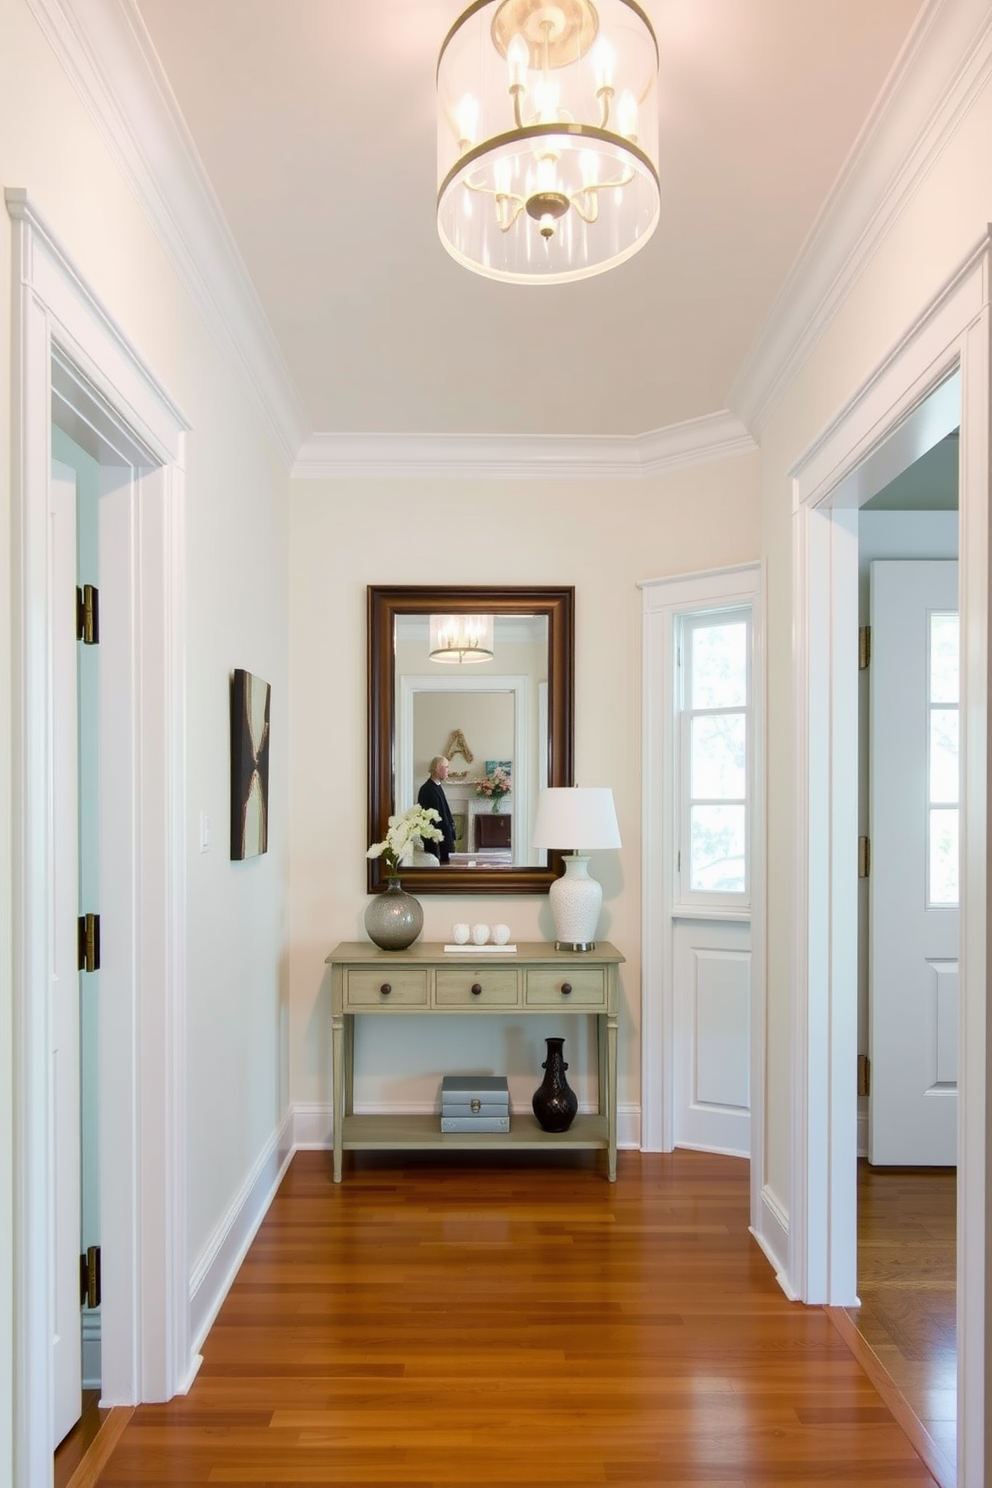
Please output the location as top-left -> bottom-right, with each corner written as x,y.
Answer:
675,606 -> 752,912
927,609 -> 959,909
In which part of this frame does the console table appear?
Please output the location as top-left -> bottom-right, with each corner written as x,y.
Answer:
325,940 -> 624,1182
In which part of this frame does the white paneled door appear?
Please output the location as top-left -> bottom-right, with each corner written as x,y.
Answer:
673,920 -> 751,1156
51,460 -> 82,1445
869,559 -> 958,1166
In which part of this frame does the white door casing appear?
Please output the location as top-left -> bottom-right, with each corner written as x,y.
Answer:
791,230 -> 989,1487
639,563 -> 765,1234
50,462 -> 82,1447
8,191 -> 190,1488
869,560 -> 958,1166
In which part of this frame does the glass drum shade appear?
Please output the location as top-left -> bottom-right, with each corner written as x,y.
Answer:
437,0 -> 660,284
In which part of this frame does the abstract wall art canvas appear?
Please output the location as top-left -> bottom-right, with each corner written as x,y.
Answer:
230,669 -> 270,860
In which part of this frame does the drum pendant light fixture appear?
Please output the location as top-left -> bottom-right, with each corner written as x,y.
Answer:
429,613 -> 495,663
437,0 -> 660,284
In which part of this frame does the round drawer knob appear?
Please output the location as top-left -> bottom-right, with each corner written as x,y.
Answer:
561,982 -> 573,995
379,983 -> 392,996
471,982 -> 483,996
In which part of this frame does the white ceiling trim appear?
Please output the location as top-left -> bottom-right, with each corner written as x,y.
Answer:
291,412 -> 757,482
27,0 -> 310,466
731,0 -> 992,435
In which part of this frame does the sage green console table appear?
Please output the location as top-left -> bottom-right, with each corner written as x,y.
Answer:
325,940 -> 624,1183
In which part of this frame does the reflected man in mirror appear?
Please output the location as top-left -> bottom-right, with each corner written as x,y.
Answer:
418,756 -> 457,864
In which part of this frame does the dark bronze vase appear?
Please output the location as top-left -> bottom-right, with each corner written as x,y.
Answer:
532,1036 -> 578,1133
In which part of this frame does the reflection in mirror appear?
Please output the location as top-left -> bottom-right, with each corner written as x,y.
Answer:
395,615 -> 548,866
368,587 -> 574,895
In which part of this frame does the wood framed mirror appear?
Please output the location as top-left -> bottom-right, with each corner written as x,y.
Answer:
368,585 -> 574,894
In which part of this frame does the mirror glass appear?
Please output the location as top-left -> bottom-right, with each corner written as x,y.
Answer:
368,587 -> 574,894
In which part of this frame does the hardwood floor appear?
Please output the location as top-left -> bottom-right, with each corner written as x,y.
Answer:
55,1391 -> 105,1488
838,1162 -> 957,1488
86,1149 -> 939,1487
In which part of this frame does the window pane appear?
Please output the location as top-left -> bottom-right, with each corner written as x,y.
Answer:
930,613 -> 959,704
929,807 -> 959,905
690,805 -> 746,892
691,713 -> 746,800
929,709 -> 959,804
691,622 -> 747,709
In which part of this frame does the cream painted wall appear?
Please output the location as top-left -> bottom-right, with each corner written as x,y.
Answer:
0,0 -> 291,1447
288,460 -> 760,1123
758,86 -> 992,1214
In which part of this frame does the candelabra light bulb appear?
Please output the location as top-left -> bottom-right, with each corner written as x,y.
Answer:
618,89 -> 638,139
506,33 -> 529,91
456,92 -> 479,149
592,37 -> 615,92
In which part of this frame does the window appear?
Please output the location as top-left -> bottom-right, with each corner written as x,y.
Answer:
928,610 -> 959,907
677,607 -> 751,908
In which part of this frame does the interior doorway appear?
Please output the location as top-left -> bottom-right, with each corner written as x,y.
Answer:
791,229 -> 990,1488
49,428 -> 106,1450
8,191 -> 191,1488
853,444 -> 960,1485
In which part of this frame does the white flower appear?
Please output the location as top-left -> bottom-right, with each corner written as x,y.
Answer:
367,805 -> 443,874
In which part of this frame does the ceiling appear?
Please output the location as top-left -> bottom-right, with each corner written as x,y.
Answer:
129,0 -> 925,447
865,432 -> 959,511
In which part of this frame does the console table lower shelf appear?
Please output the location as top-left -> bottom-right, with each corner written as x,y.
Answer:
340,1111 -> 610,1152
325,940 -> 624,1183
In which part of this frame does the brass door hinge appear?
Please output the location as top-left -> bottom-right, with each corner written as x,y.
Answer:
858,837 -> 870,879
857,1054 -> 870,1098
79,1246 -> 101,1309
77,913 -> 100,973
76,584 -> 99,645
859,625 -> 871,669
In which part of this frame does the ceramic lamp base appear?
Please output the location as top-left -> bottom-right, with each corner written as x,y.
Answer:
548,854 -> 602,952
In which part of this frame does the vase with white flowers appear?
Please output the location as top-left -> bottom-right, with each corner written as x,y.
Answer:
364,806 -> 443,949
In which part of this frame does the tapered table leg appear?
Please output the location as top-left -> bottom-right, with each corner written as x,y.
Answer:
606,1007 -> 618,1182
332,1008 -> 344,1183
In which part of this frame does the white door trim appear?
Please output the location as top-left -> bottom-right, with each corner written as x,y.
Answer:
791,230 -> 989,1485
639,563 -> 765,1232
397,674 -> 530,860
7,189 -> 190,1488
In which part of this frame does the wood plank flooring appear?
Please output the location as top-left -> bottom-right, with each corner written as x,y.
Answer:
87,1149 -> 939,1487
844,1162 -> 957,1487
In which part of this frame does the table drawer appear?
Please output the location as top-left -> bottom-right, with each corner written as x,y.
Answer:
434,968 -> 520,1007
344,969 -> 429,1008
524,967 -> 607,1008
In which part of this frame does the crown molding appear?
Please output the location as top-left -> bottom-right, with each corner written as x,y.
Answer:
26,0 -> 310,467
731,0 -> 992,436
291,412 -> 757,481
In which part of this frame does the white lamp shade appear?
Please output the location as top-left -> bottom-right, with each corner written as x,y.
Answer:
532,787 -> 621,853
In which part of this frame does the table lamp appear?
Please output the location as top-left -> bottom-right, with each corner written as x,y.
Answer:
532,787 -> 622,951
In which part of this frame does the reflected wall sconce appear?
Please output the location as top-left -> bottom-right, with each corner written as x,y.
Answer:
429,613 -> 495,663
532,786 -> 621,949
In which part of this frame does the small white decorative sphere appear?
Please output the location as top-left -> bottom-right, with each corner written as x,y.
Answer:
471,923 -> 490,945
492,923 -> 511,945
452,923 -> 470,944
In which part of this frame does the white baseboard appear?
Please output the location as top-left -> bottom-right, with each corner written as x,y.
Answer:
187,1108 -> 295,1356
857,1110 -> 868,1157
750,1184 -> 796,1299
292,1102 -> 334,1149
617,1104 -> 640,1149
